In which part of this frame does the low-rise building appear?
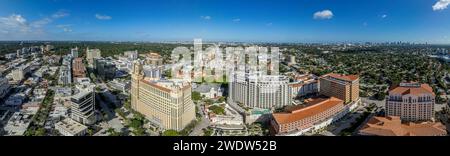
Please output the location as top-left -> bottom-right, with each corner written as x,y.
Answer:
108,79 -> 131,93
193,83 -> 223,99
210,103 -> 244,126
55,118 -> 88,136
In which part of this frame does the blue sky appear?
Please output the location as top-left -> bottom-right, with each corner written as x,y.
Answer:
0,0 -> 450,43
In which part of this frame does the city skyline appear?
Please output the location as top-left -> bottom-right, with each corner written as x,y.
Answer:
0,0 -> 450,43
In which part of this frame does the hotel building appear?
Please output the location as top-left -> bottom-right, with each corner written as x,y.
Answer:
386,82 -> 435,122
131,61 -> 195,131
319,73 -> 359,104
271,97 -> 345,135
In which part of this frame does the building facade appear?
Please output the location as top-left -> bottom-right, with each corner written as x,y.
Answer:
319,73 -> 359,104
386,82 -> 435,122
0,77 -> 11,99
131,61 -> 195,131
94,58 -> 117,81
271,97 -> 345,135
70,85 -> 96,125
86,48 -> 101,66
229,71 -> 291,109
72,58 -> 86,78
55,118 -> 88,136
145,52 -> 163,66
71,47 -> 79,58
358,116 -> 446,136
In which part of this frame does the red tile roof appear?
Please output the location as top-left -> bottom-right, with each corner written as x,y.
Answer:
323,73 -> 359,82
389,83 -> 435,96
272,97 -> 344,125
359,116 -> 447,136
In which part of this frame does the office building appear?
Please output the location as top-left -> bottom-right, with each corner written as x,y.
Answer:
70,85 -> 96,125
71,47 -> 79,58
0,77 -> 11,99
72,58 -> 86,78
386,82 -> 435,121
94,58 -> 117,81
131,61 -> 195,131
358,116 -> 446,136
319,73 -> 359,104
229,71 -> 291,109
124,50 -> 138,61
271,97 -> 345,135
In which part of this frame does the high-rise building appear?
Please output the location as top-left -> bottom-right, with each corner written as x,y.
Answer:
58,66 -> 72,85
11,65 -> 30,82
86,48 -> 101,66
124,50 -> 138,61
0,77 -> 11,99
145,52 -> 163,66
59,56 -> 73,85
142,65 -> 163,80
94,58 -> 117,81
72,58 -> 86,78
70,85 -> 96,125
229,71 -> 291,109
319,73 -> 359,104
131,61 -> 195,131
386,82 -> 435,121
71,47 -> 79,58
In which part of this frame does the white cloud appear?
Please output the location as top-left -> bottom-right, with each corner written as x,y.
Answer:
363,22 -> 368,27
200,16 -> 211,20
232,18 -> 241,22
95,14 -> 112,20
313,10 -> 334,20
0,14 -> 30,33
381,14 -> 387,18
52,10 -> 70,18
31,18 -> 52,28
56,24 -> 73,32
433,0 -> 450,11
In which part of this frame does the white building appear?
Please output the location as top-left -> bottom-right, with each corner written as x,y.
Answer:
55,118 -> 88,136
193,83 -> 223,99
229,71 -> 291,109
71,47 -> 79,58
70,84 -> 96,125
124,50 -> 138,61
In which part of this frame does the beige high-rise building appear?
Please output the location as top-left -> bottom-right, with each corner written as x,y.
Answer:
86,48 -> 101,66
131,61 -> 195,131
319,73 -> 359,104
386,82 -> 435,122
